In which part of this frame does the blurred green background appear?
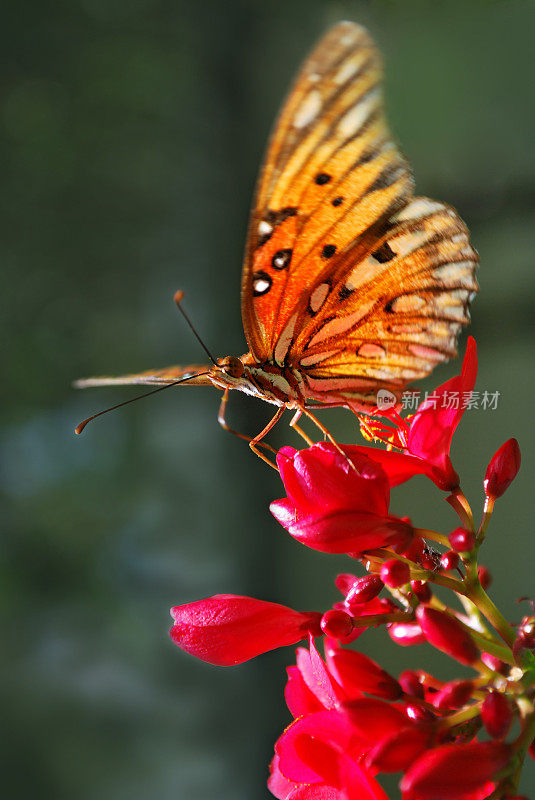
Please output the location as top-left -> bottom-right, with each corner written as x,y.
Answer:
2,0 -> 534,797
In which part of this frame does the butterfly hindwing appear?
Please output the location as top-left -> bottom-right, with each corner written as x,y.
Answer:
291,198 -> 478,403
74,365 -> 212,388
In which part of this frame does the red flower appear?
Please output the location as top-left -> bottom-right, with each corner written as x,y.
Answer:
480,690 -> 513,739
169,595 -> 321,666
400,741 -> 511,800
270,443 -> 413,555
353,337 -> 478,491
270,638 -> 389,800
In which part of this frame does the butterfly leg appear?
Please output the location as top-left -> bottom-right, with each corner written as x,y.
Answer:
288,408 -> 314,446
302,407 -> 358,471
248,405 -> 286,470
217,389 -> 279,469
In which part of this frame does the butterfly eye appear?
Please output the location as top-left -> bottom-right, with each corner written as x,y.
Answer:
219,356 -> 244,379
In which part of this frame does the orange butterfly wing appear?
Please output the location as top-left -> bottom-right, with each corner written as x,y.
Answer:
241,21 -> 478,403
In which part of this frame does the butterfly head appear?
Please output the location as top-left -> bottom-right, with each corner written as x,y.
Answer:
217,356 -> 245,379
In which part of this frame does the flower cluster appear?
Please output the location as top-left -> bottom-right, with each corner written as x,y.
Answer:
169,339 -> 534,799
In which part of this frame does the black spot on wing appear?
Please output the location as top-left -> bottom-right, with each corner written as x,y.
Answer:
321,244 -> 337,259
372,242 -> 396,263
338,285 -> 354,301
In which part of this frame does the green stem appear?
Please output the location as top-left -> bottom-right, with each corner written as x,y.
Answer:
350,611 -> 411,628
476,496 -> 495,543
507,707 -> 535,794
437,702 -> 481,730
466,582 -> 517,648
447,488 -> 475,532
413,527 -> 450,547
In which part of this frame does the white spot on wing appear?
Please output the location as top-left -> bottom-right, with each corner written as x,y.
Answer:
434,261 -> 475,283
309,283 -> 330,313
253,277 -> 270,295
333,52 -> 367,85
258,220 -> 273,236
294,90 -> 322,128
390,230 -> 428,257
391,294 -> 427,313
394,199 -> 444,223
337,88 -> 380,138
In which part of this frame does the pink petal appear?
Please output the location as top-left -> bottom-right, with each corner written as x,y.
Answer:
275,711 -> 355,785
296,638 -> 345,710
285,665 -> 325,717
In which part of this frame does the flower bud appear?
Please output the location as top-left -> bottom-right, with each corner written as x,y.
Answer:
320,609 -> 354,639
432,680 -> 474,711
327,647 -> 402,700
481,651 -> 508,674
169,595 -> 321,666
440,550 -> 459,571
448,527 -> 475,552
398,670 -> 425,699
381,558 -> 410,588
344,574 -> 384,607
388,621 -> 426,646
404,701 -> 436,722
484,438 -> 521,499
481,690 -> 513,739
401,741 -> 511,800
411,580 -> 432,603
335,573 -> 359,595
517,615 -> 535,650
416,606 -> 479,665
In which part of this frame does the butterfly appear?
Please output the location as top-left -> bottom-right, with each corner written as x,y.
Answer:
76,21 -> 478,465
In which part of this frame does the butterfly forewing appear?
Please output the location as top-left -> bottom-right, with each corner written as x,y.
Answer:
241,21 -> 415,365
241,21 -> 477,403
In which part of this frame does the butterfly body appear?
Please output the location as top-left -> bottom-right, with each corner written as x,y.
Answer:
77,21 -> 478,433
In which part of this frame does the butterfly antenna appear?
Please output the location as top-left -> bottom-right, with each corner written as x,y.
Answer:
74,371 -> 210,435
173,290 -> 219,367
